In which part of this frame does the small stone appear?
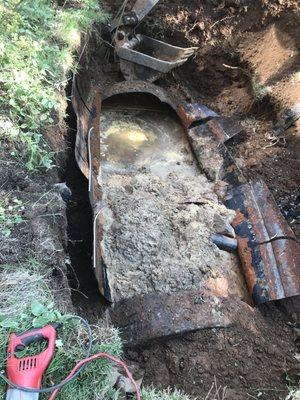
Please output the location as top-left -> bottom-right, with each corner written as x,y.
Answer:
199,21 -> 205,30
246,157 -> 259,167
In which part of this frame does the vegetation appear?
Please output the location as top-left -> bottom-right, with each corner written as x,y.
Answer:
0,0 -> 107,171
0,261 -> 192,400
0,194 -> 23,237
142,388 -> 192,400
0,3 -> 194,399
0,261 -> 122,400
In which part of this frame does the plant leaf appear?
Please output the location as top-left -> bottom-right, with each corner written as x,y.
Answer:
31,300 -> 45,316
32,315 -> 49,328
1,318 -> 19,329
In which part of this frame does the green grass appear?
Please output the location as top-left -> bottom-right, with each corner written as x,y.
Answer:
0,261 -> 122,400
0,261 -> 191,400
0,0 -> 107,171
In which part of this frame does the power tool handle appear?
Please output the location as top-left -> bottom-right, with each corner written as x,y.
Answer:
7,325 -> 57,389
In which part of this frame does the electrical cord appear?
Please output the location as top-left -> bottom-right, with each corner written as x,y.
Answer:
0,315 -> 92,394
1,315 -> 142,399
48,352 -> 141,400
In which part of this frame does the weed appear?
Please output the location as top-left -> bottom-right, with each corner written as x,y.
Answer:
251,75 -> 271,100
0,0 -> 107,171
0,194 -> 24,237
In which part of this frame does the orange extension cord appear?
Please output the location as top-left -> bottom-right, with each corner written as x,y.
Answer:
48,353 -> 141,400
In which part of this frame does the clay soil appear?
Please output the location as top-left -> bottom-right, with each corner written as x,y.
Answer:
102,0 -> 300,398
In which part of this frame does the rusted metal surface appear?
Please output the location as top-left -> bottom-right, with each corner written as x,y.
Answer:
226,181 -> 300,304
102,81 -> 177,107
178,103 -> 219,128
187,122 -> 246,184
179,102 -> 300,304
178,103 -> 243,142
252,180 -> 300,298
110,291 -> 254,346
73,62 -> 300,309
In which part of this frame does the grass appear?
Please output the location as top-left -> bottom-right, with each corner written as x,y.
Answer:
0,260 -> 123,400
142,388 -> 192,400
0,0 -> 107,171
0,260 -> 192,400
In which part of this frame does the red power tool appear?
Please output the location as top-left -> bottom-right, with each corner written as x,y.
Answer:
6,324 -> 58,400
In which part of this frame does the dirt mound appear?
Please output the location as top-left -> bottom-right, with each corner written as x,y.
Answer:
126,303 -> 298,400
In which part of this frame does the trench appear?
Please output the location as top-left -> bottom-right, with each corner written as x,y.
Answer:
61,81 -> 108,319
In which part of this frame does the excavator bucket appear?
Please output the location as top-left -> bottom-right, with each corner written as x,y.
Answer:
110,0 -> 198,81
116,35 -> 198,81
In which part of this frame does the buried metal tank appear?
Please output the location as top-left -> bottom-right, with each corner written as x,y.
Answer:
72,75 -> 300,345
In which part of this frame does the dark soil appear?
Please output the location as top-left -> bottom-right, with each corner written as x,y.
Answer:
126,303 -> 299,400
0,129 -> 73,312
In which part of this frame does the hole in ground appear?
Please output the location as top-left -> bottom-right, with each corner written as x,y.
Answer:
61,79 -> 108,320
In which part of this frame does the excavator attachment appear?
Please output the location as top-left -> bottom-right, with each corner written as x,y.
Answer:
116,34 -> 198,82
109,0 -> 198,81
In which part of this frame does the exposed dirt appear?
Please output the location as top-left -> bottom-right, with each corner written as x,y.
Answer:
101,0 -> 300,398
161,0 -> 300,238
126,302 -> 299,400
1,1 -> 299,399
0,132 -> 73,313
